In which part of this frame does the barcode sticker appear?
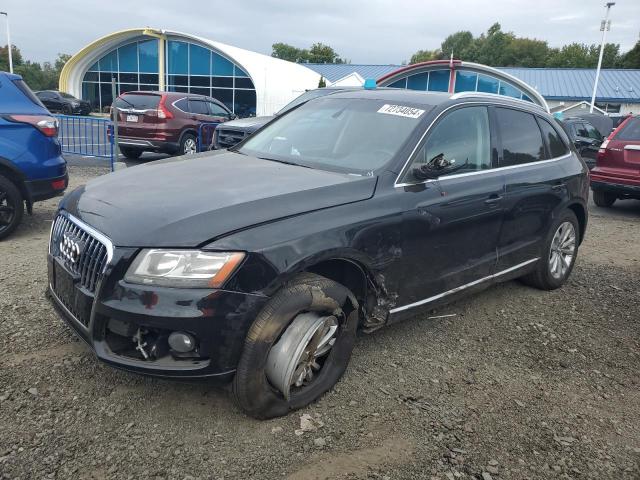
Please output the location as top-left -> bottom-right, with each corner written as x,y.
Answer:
377,104 -> 425,119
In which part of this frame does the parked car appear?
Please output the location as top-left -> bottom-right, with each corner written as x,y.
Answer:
214,87 -> 358,149
113,91 -> 235,159
560,117 -> 604,169
0,72 -> 67,240
590,115 -> 640,207
47,90 -> 588,418
35,90 -> 91,115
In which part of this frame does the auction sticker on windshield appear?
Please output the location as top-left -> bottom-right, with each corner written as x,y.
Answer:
377,104 -> 425,119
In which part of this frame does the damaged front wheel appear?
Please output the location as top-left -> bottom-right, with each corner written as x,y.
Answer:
232,273 -> 358,419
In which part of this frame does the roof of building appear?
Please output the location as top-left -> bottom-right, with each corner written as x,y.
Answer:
303,63 -> 640,103
499,68 -> 640,102
304,64 -> 401,83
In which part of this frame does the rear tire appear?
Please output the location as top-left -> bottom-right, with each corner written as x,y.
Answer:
0,175 -> 24,240
179,133 -> 197,155
119,147 -> 143,160
593,190 -> 616,208
521,210 -> 579,291
232,273 -> 358,419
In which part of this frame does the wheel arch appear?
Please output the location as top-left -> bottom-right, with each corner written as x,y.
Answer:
0,159 -> 31,210
566,201 -> 587,244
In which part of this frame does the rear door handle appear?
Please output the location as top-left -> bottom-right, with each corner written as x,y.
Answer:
484,194 -> 503,205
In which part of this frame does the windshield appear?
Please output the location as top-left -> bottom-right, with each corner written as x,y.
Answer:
60,92 -> 76,99
275,89 -> 342,116
239,97 -> 429,173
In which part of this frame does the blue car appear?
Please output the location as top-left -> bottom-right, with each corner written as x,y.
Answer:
0,72 -> 68,239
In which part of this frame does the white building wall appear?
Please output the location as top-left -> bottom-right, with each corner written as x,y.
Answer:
547,99 -> 640,115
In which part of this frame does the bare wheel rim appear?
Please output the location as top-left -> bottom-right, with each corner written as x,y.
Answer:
0,190 -> 16,233
549,221 -> 576,280
183,138 -> 197,154
265,312 -> 339,400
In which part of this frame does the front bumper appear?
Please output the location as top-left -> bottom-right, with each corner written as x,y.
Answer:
47,249 -> 268,381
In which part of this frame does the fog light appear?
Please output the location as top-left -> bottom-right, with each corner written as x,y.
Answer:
168,332 -> 196,353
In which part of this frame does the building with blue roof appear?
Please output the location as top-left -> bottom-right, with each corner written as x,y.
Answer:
305,62 -> 640,115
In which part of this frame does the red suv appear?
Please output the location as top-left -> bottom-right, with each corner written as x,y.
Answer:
113,92 -> 235,159
590,115 -> 640,207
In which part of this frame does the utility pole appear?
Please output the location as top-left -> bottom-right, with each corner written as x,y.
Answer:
0,12 -> 12,73
590,2 -> 615,113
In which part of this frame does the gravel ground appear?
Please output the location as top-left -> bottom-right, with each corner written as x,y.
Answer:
1,164 -> 639,480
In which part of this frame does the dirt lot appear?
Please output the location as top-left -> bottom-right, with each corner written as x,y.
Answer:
1,164 -> 639,480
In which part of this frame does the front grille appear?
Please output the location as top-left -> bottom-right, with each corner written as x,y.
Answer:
50,214 -> 110,294
216,128 -> 246,149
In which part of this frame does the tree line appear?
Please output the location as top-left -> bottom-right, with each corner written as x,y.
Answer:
0,44 -> 70,91
410,23 -> 640,68
273,23 -> 640,69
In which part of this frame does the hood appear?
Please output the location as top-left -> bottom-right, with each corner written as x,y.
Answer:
61,152 -> 377,247
221,116 -> 274,132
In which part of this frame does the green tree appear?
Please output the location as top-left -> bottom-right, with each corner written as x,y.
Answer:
440,31 -> 475,61
1,45 -> 71,91
409,49 -> 440,64
307,42 -> 345,64
622,40 -> 640,68
271,42 -> 306,62
272,42 -> 345,63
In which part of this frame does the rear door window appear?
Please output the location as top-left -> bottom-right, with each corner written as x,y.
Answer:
188,99 -> 209,115
495,108 -> 545,166
615,118 -> 640,141
114,94 -> 160,110
538,118 -> 569,158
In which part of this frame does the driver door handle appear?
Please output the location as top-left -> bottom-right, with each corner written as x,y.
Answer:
484,194 -> 503,205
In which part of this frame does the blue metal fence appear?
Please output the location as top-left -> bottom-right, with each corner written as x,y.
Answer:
55,115 -> 114,171
197,122 -> 220,152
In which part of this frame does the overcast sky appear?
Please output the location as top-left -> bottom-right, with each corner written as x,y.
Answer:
2,0 -> 639,64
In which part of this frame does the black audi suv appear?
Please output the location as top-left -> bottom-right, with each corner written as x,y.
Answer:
47,89 -> 589,419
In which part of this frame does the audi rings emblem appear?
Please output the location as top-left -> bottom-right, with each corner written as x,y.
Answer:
59,232 -> 84,265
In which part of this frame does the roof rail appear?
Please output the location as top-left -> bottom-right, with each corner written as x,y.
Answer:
449,91 -> 548,112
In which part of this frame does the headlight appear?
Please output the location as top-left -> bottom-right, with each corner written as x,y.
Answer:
124,250 -> 245,288
71,101 -> 80,107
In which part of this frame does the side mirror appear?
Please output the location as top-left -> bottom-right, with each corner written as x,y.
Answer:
412,164 -> 441,180
228,113 -> 237,120
412,153 -> 463,181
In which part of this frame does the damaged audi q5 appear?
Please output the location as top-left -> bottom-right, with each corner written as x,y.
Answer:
48,89 -> 589,418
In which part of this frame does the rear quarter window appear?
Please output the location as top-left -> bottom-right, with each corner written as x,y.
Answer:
615,118 -> 640,141
12,79 -> 46,108
538,118 -> 569,158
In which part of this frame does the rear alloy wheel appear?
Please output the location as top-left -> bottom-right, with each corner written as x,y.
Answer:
233,273 -> 358,419
180,134 -> 197,155
593,190 -> 616,208
0,175 -> 24,240
521,210 -> 579,290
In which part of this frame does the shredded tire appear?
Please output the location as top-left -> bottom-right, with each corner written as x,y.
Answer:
232,273 -> 358,419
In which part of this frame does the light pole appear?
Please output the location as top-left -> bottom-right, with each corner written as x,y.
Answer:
0,12 -> 12,74
590,2 -> 615,113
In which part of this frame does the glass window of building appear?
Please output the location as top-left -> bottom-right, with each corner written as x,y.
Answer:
81,38 -> 257,116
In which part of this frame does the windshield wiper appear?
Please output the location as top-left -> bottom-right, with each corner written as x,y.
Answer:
256,156 -> 312,168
